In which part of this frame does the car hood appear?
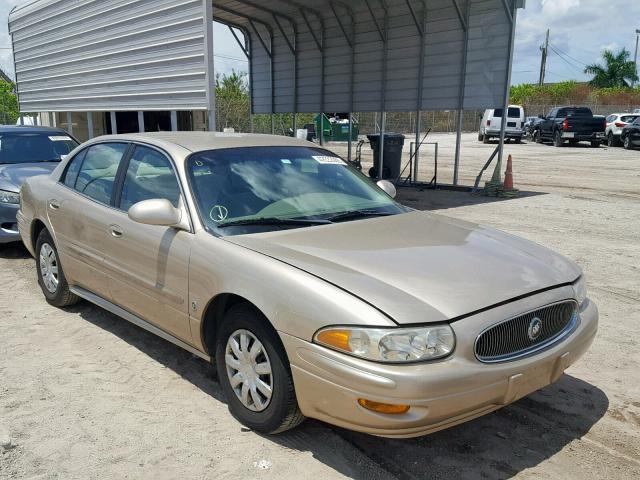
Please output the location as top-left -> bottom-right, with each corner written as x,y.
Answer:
0,162 -> 58,192
225,211 -> 581,324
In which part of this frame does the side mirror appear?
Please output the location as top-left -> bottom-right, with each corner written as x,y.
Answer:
128,199 -> 184,228
376,179 -> 397,199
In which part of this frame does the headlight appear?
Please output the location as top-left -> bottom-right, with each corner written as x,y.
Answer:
314,325 -> 455,363
0,190 -> 20,204
573,276 -> 588,309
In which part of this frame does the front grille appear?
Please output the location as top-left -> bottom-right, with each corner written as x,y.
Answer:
475,301 -> 578,363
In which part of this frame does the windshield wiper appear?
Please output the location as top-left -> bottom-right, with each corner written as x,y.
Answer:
217,217 -> 332,229
327,209 -> 395,223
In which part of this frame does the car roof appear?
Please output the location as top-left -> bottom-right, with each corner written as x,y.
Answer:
0,125 -> 71,134
93,131 -> 317,153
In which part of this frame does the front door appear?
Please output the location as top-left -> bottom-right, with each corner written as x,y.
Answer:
101,144 -> 193,343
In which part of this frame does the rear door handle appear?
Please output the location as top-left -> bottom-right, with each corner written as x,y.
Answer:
48,200 -> 60,210
109,225 -> 123,238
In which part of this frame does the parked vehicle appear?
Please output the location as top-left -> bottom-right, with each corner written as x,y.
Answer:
0,126 -> 78,244
604,113 -> 640,147
18,132 -> 598,438
621,116 -> 640,149
523,116 -> 544,139
537,107 -> 606,147
478,105 -> 525,143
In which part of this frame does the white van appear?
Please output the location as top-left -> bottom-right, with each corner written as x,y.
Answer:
478,105 -> 525,143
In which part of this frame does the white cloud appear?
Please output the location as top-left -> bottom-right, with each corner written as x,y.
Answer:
541,0 -> 580,17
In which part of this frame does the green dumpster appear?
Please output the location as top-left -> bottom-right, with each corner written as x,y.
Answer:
314,113 -> 359,142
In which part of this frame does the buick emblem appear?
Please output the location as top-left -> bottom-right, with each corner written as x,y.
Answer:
528,317 -> 543,341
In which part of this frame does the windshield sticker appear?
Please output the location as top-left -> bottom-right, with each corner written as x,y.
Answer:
209,205 -> 229,223
49,136 -> 73,142
281,159 -> 292,164
313,155 -> 346,165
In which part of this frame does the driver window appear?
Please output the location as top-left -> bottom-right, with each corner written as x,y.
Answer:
119,145 -> 181,212
75,143 -> 128,204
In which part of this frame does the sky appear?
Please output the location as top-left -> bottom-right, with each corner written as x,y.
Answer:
1,0 -> 639,86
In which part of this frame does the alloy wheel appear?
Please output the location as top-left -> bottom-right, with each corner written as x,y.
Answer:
225,329 -> 273,412
39,243 -> 59,293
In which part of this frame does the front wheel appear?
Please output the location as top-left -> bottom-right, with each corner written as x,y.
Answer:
216,304 -> 305,434
35,229 -> 79,307
623,135 -> 633,150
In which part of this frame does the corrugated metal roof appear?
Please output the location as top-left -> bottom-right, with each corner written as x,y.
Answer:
9,0 -> 521,114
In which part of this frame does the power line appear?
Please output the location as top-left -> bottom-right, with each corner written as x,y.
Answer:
549,43 -> 589,66
548,45 -> 584,72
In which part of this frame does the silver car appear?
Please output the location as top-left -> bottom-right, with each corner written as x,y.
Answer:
18,132 -> 598,438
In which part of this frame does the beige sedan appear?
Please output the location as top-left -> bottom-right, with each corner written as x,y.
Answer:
18,132 -> 598,438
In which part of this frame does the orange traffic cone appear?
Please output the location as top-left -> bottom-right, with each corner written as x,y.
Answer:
504,154 -> 514,191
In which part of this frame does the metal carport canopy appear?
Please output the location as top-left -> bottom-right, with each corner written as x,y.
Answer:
211,0 -> 522,115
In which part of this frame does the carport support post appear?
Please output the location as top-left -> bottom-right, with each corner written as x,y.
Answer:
453,0 -> 471,186
171,111 -> 178,131
204,1 -> 216,131
87,112 -> 94,139
66,112 -> 73,135
48,112 -> 55,127
137,111 -> 145,133
110,111 -> 118,134
496,0 -> 518,181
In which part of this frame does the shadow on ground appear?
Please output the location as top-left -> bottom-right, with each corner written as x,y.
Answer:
397,187 -> 547,212
0,242 -> 30,260
74,301 -> 607,480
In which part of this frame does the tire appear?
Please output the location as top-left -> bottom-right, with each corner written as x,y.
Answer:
534,130 -> 542,144
553,130 -> 564,147
607,132 -> 619,147
483,134 -> 490,144
623,135 -> 633,150
478,132 -> 483,142
35,229 -> 79,307
590,141 -> 600,148
515,137 -> 522,144
216,304 -> 305,434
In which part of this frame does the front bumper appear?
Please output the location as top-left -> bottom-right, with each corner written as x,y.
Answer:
0,203 -> 20,244
282,286 -> 598,438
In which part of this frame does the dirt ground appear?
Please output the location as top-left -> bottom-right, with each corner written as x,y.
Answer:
1,133 -> 639,479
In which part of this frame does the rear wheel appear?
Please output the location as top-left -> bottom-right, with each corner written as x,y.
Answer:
590,141 -> 600,148
607,132 -> 619,147
216,304 -> 305,434
515,137 -> 522,144
553,131 -> 564,147
35,229 -> 79,307
534,130 -> 542,143
478,132 -> 483,142
483,134 -> 490,144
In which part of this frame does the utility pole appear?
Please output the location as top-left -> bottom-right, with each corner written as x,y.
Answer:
633,29 -> 639,88
538,29 -> 549,86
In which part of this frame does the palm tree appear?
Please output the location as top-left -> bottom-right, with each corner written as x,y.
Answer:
584,48 -> 639,88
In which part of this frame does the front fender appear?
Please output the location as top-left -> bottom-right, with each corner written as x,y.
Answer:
187,231 -> 395,353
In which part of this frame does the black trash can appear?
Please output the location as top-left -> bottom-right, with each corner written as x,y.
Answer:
366,133 -> 405,180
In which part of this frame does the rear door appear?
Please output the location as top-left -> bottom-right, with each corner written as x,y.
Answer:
49,142 -> 130,298
100,144 -> 194,343
506,107 -> 523,132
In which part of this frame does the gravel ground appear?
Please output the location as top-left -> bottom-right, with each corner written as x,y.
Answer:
1,133 -> 639,479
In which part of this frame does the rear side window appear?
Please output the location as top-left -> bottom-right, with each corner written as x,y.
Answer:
620,115 -> 639,123
62,149 -> 87,188
75,143 -> 128,204
119,146 -> 181,211
508,107 -> 521,118
493,108 -> 503,118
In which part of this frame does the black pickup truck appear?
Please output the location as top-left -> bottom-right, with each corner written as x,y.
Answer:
536,107 -> 606,147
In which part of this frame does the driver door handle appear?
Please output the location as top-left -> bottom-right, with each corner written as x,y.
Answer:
48,200 -> 60,210
109,225 -> 123,238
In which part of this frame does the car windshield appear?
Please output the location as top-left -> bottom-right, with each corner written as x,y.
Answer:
0,132 -> 78,164
187,146 -> 408,235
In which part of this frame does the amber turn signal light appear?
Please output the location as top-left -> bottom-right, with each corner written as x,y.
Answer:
357,399 -> 410,415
